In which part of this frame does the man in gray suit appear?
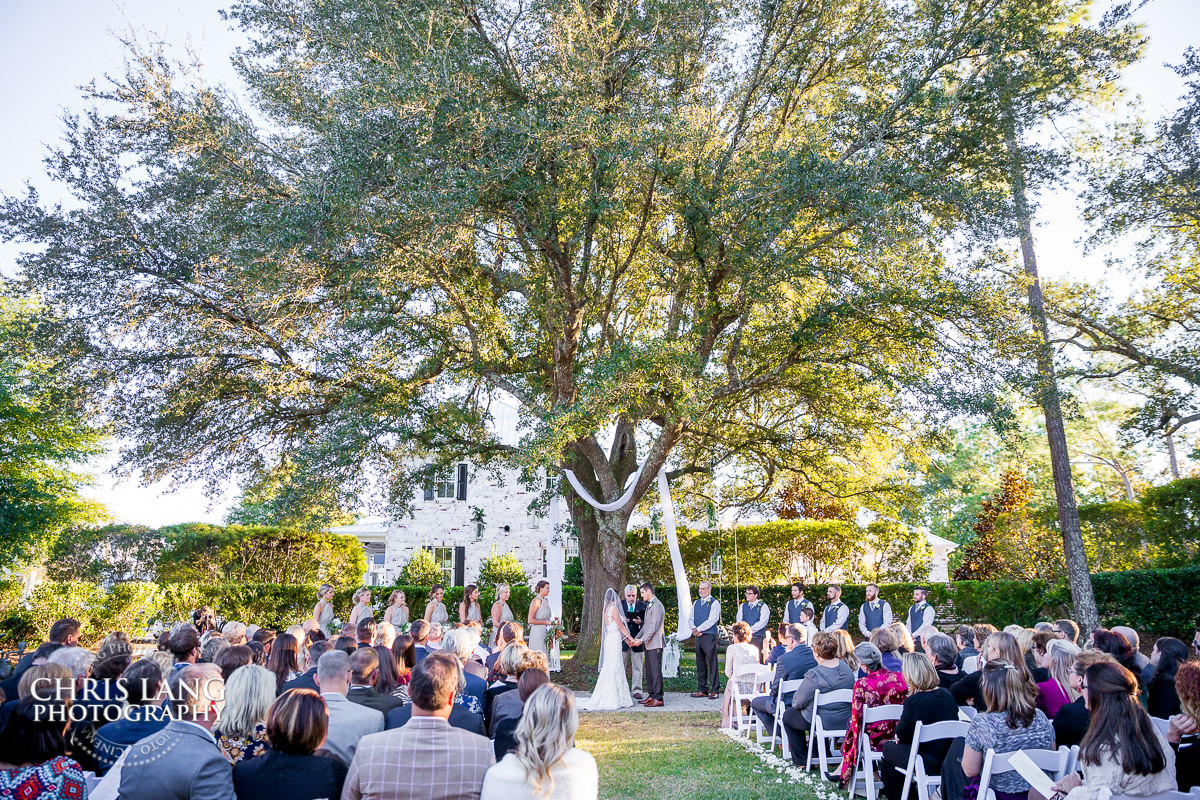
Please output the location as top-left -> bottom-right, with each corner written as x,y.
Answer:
115,662 -> 234,800
315,648 -> 384,764
634,582 -> 666,707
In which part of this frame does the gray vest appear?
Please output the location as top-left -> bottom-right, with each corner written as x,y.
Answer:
693,598 -> 716,634
823,602 -> 849,631
740,601 -> 762,630
908,602 -> 932,631
861,600 -> 886,633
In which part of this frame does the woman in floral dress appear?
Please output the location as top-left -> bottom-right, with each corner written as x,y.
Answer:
840,642 -> 909,787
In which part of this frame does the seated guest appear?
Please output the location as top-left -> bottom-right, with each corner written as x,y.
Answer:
486,622 -> 523,682
463,622 -> 490,676
314,649 -> 384,765
1036,638 -> 1081,719
832,629 -> 859,673
1167,660 -> 1200,791
0,617 -> 79,702
781,632 -> 855,766
482,683 -> 597,800
1145,637 -> 1188,719
372,645 -> 405,701
490,649 -> 546,737
923,633 -> 962,689
223,621 -> 248,646
202,635 -> 232,665
214,664 -> 275,764
93,658 -> 170,774
281,640 -> 330,694
267,633 -> 303,694
346,648 -> 403,716
942,659 -> 1053,800
1009,627 -> 1048,682
751,624 -> 817,736
1054,618 -> 1080,644
333,636 -> 357,655
952,631 -> 1030,709
493,668 -> 551,761
345,652 -> 492,800
720,621 -> 761,729
428,623 -> 446,652
386,654 -> 487,737
215,644 -> 255,682
356,619 -> 377,651
1111,626 -> 1151,671
391,633 -> 416,685
888,622 -> 916,656
233,688 -> 348,800
1051,661 -> 1176,800
1092,629 -> 1143,685
881,653 -> 961,800
373,622 -> 397,650
410,619 -> 432,662
108,663 -> 234,800
252,627 -> 276,661
838,642 -> 908,787
442,628 -> 488,717
0,697 -> 87,798
954,625 -> 979,671
1055,650 -> 1117,749
766,624 -> 792,666
47,644 -> 108,771
871,626 -> 903,673
965,624 -> 997,674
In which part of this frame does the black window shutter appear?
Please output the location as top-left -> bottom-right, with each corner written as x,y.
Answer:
423,482 -> 434,501
454,546 -> 466,587
456,463 -> 468,501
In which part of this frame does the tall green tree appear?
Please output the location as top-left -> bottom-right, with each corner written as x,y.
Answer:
2,0 -> 1091,657
0,297 -> 107,567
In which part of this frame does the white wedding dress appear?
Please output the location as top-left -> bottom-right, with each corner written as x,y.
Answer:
580,602 -> 634,711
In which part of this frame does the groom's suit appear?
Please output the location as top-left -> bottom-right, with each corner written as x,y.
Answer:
640,596 -> 666,703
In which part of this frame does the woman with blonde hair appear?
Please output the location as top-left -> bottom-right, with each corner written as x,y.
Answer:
381,590 -> 409,627
374,622 -> 397,649
348,587 -> 373,628
1035,638 -> 1081,718
313,583 -> 336,637
491,584 -> 515,646
213,664 -> 275,764
831,629 -> 858,673
881,653 -> 960,800
481,683 -> 598,800
943,659 -> 1054,800
721,621 -> 761,729
888,621 -> 916,655
952,630 -> 1033,710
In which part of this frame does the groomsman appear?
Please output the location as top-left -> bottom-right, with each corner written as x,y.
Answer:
689,581 -> 721,699
820,585 -> 850,632
906,587 -> 936,648
736,586 -> 771,658
621,584 -> 646,700
783,583 -> 815,625
858,583 -> 894,638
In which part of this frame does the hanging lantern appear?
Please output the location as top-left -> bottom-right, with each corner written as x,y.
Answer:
649,510 -> 664,544
710,549 -> 723,575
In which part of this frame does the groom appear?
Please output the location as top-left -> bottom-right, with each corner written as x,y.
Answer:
631,582 -> 665,708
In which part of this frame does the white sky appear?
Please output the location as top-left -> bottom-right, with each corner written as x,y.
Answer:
0,0 -> 1197,526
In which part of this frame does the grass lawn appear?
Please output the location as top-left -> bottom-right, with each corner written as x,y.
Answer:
577,712 -> 831,800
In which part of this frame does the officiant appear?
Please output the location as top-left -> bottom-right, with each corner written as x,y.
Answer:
621,584 -> 647,700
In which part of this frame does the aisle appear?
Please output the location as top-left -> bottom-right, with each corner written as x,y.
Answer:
573,690 -> 722,712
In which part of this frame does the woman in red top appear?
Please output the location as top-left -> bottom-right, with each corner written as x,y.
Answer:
840,642 -> 909,786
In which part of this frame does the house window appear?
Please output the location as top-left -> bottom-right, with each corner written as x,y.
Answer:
545,474 -> 558,491
566,535 -> 580,559
424,463 -> 468,501
434,472 -> 456,499
432,547 -> 454,585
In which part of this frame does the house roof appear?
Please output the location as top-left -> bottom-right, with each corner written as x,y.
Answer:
330,518 -> 389,541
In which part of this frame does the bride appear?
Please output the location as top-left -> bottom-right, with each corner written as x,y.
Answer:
580,588 -> 635,711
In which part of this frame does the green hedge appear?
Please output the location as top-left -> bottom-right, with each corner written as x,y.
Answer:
2,567 -> 1195,648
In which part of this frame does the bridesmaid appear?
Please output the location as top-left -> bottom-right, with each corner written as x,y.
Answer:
459,584 -> 482,624
528,580 -> 553,654
382,590 -> 409,628
489,584 -> 514,646
424,584 -> 449,626
348,587 -> 373,629
312,584 -> 336,637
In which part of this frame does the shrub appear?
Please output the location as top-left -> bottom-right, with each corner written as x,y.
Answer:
156,524 -> 365,586
398,548 -> 445,586
476,552 -> 531,593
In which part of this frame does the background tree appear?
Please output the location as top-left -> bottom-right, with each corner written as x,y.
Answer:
155,523 -> 365,585
224,456 -> 354,531
4,0 -> 1120,658
954,469 -> 1036,580
0,296 -> 107,568
476,551 -> 531,593
860,521 -> 932,584
47,523 -> 164,584
398,548 -> 445,587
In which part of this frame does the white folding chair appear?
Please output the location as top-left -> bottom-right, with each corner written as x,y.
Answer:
1065,744 -> 1080,776
962,655 -> 980,674
898,720 -> 970,800
805,688 -> 854,775
1096,788 -> 1200,800
847,703 -> 904,800
730,664 -> 772,736
958,705 -> 978,721
762,678 -> 804,750
978,746 -> 1071,800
